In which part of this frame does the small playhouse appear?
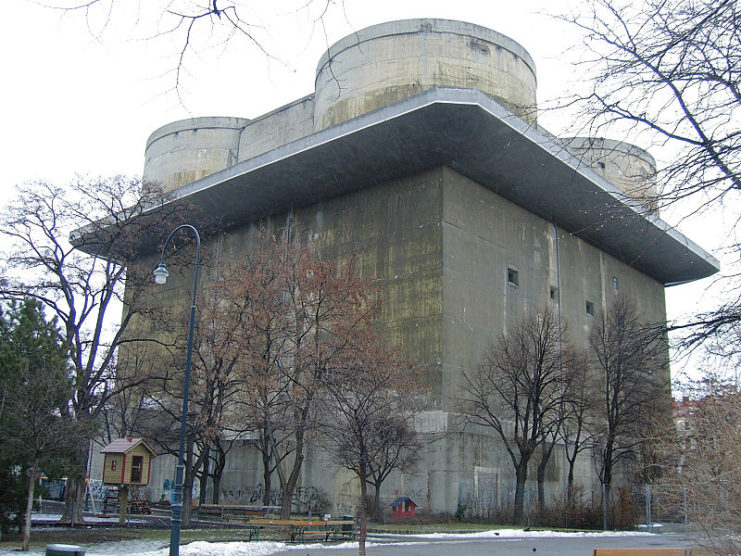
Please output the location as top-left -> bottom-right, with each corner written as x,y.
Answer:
101,438 -> 155,486
390,497 -> 417,519
100,438 -> 155,521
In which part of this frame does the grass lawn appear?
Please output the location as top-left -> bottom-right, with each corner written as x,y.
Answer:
0,527 -> 261,552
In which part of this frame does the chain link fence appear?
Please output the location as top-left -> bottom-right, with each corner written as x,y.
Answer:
455,479 -> 690,531
634,484 -> 689,533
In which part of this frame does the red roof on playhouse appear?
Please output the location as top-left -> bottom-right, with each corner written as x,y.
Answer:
100,438 -> 155,455
100,438 -> 155,486
390,497 -> 416,519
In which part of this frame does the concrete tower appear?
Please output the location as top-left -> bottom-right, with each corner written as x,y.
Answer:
102,19 -> 716,514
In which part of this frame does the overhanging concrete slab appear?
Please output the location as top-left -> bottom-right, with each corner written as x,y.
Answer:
78,87 -> 719,286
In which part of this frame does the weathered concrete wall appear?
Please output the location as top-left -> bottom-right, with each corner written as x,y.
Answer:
213,168 -> 446,398
237,95 -> 315,162
314,19 -> 537,130
561,137 -> 659,215
440,167 -> 668,409
118,164 -> 669,515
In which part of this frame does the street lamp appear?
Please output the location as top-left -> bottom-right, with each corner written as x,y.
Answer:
153,224 -> 200,556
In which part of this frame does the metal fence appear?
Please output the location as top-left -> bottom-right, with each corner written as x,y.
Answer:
634,484 -> 688,532
456,479 -> 690,531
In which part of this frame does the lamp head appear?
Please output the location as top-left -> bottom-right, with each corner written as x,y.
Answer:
153,261 -> 169,285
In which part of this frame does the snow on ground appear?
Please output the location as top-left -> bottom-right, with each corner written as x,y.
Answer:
32,513 -> 149,525
124,540 -> 290,556
394,529 -> 656,539
0,528 -> 661,556
0,540 -> 306,556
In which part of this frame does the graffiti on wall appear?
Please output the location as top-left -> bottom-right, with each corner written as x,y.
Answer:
220,484 -> 329,512
88,479 -> 109,502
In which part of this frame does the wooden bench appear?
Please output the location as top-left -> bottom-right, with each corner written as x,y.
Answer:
196,505 -> 224,520
196,504 -> 279,522
288,521 -> 355,543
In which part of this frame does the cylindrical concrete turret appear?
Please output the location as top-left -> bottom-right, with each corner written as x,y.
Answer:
562,137 -> 659,214
314,19 -> 537,130
143,117 -> 249,193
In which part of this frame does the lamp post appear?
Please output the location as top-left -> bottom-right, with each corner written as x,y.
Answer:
153,224 -> 201,556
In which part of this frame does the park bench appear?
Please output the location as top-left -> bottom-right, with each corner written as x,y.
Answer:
286,520 -> 355,543
196,504 -> 279,522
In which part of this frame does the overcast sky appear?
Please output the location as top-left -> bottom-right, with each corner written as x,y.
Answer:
0,0 -> 729,377
0,0 -> 584,186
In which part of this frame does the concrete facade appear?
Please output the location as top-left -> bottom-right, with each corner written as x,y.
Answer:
97,19 -> 718,516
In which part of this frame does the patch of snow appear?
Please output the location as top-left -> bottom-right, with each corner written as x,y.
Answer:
378,529 -> 657,540
0,528 -> 663,556
86,539 -> 169,555
31,512 -> 147,524
135,540 -> 289,556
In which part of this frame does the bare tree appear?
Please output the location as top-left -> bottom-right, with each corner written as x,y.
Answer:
364,414 -> 422,522
659,379 -> 741,554
0,176 -> 182,524
45,1 -> 343,99
463,308 -> 574,525
161,235 -> 382,519
589,294 -> 665,526
320,335 -> 421,556
561,0 -> 741,344
211,250 -> 290,508
267,242 -> 381,519
136,269 -> 247,526
534,425 -> 560,518
558,351 -> 599,509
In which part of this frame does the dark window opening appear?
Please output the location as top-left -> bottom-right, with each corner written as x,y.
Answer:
507,268 -> 519,287
586,300 -> 595,317
550,286 -> 558,302
131,455 -> 144,483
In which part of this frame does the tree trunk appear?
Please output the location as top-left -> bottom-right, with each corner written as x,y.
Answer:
373,485 -> 382,522
279,441 -> 305,520
59,432 -> 91,525
212,446 -> 226,505
59,441 -> 87,525
60,475 -> 86,525
602,442 -> 614,529
358,460 -> 368,556
536,439 -> 558,519
261,440 -> 272,507
279,485 -> 294,520
198,445 -> 210,506
603,480 -> 612,530
536,461 -> 546,518
513,459 -> 529,526
22,459 -> 38,552
566,463 -> 575,509
182,437 -> 199,527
